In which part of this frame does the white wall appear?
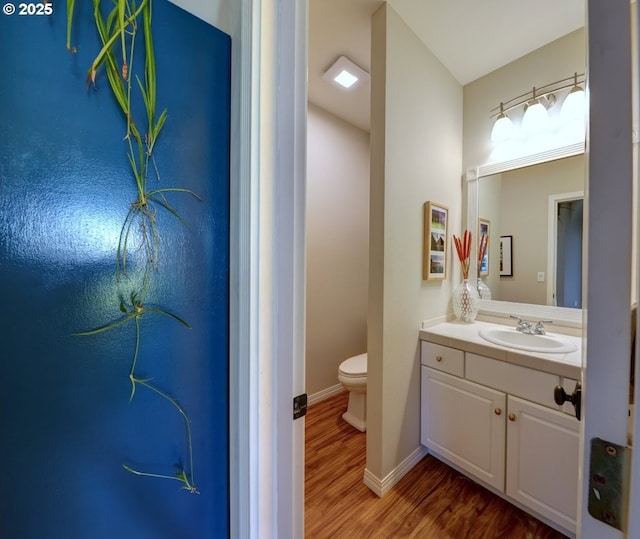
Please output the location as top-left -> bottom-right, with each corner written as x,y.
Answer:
368,4 -> 463,481
306,104 -> 370,397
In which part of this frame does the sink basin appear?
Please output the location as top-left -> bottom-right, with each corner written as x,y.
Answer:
478,327 -> 577,353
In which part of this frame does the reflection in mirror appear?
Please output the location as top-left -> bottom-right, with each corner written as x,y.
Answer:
478,154 -> 584,307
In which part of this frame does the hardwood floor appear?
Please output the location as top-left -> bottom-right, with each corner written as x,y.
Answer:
305,392 -> 568,539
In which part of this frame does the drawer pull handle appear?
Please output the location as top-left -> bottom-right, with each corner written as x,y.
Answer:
494,408 -> 502,416
508,413 -> 516,422
435,355 -> 443,362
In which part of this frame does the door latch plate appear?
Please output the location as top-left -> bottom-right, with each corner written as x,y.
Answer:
588,437 -> 630,532
293,393 -> 307,420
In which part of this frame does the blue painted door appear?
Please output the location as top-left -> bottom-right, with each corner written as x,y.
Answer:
0,2 -> 230,537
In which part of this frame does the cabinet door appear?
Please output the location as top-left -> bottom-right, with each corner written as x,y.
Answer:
506,395 -> 579,534
421,367 -> 506,491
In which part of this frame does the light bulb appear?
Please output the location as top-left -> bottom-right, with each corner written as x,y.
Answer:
490,113 -> 513,143
521,99 -> 549,135
561,86 -> 586,123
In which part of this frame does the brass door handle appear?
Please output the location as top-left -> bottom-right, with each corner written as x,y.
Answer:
435,355 -> 443,362
494,408 -> 502,415
508,413 -> 516,422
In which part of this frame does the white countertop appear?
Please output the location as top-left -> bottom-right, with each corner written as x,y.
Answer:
419,320 -> 582,379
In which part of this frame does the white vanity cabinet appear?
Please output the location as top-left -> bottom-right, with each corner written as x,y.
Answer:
420,340 -> 579,535
506,395 -> 579,533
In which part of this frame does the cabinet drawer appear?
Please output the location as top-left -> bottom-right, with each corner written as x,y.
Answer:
421,342 -> 464,377
466,353 -> 560,410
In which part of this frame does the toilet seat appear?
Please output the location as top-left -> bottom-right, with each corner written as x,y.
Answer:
338,352 -> 367,377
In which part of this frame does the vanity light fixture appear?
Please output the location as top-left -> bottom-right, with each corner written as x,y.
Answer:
322,55 -> 370,90
490,72 -> 586,143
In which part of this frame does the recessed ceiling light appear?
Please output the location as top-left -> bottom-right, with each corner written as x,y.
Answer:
322,56 -> 370,90
334,69 -> 358,89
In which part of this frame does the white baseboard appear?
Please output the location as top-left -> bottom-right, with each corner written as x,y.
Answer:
308,384 -> 345,406
363,445 -> 428,497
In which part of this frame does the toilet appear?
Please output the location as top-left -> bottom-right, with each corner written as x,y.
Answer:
338,352 -> 367,432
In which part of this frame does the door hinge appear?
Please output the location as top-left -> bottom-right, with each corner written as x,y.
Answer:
588,437 -> 631,532
293,393 -> 307,420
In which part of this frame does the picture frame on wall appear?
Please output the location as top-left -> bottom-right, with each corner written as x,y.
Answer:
499,235 -> 513,277
479,218 -> 490,276
423,201 -> 448,280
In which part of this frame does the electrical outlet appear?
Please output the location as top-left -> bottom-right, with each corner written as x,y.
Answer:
537,272 -> 545,282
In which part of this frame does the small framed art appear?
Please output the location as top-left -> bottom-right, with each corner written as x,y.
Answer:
423,201 -> 448,280
499,235 -> 513,277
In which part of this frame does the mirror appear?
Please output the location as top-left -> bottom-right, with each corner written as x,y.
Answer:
477,153 -> 584,307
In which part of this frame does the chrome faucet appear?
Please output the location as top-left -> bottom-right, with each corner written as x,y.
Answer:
533,320 -> 553,335
510,315 -> 553,335
510,315 -> 532,333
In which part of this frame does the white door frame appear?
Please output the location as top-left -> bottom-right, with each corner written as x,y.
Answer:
228,0 -> 259,537
546,190 -> 584,306
229,0 -> 307,538
579,1 -> 635,537
271,0 -> 308,537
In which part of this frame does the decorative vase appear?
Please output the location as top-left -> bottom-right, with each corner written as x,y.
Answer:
452,279 -> 480,323
476,278 -> 492,300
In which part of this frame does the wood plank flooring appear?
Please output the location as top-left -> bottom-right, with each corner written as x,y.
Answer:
305,392 -> 568,539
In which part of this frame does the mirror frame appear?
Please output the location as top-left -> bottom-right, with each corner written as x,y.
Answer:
466,141 -> 585,328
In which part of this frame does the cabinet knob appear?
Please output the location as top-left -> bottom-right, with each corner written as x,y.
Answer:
494,408 -> 502,416
435,355 -> 443,362
508,413 -> 516,422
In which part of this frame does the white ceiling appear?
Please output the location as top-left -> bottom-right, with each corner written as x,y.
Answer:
308,0 -> 585,132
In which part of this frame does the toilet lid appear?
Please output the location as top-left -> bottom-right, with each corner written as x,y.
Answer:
340,353 -> 367,376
